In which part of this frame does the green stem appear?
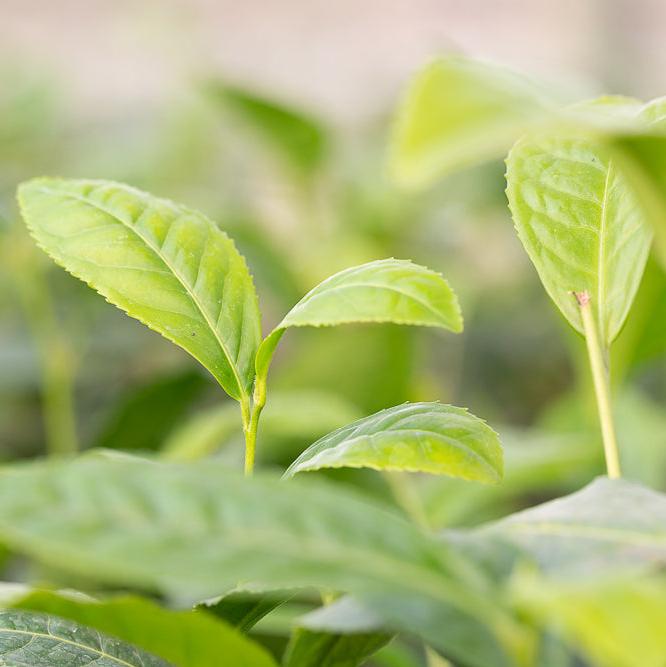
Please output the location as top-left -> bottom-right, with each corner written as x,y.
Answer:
575,291 -> 621,479
242,374 -> 268,476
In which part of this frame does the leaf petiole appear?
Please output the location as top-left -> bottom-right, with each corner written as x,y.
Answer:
574,291 -> 622,479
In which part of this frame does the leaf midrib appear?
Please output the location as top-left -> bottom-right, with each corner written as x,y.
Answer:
0,625 -> 142,667
597,160 -> 613,340
35,184 -> 248,400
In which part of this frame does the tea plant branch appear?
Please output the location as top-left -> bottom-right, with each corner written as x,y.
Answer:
574,291 -> 621,479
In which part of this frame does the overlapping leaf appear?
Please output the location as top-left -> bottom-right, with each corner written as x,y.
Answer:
0,609 -> 170,666
255,259 -> 462,380
0,457 -> 524,667
18,178 -> 261,401
285,402 -> 503,483
506,101 -> 653,346
7,591 -> 276,667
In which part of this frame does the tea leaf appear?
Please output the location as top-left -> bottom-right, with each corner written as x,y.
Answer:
390,56 -> 553,188
283,597 -> 393,667
513,574 -> 666,667
17,178 -> 261,402
285,402 -> 503,483
255,259 -> 462,381
482,477 -> 666,574
506,113 -> 653,346
7,591 -> 276,667
0,609 -> 170,666
0,457 -> 522,667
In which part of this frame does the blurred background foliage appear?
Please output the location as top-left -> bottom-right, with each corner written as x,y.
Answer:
1,3 -> 666,662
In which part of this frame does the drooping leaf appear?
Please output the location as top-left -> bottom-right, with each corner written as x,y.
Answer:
255,259 -> 462,381
285,402 -> 503,484
0,457 -> 525,667
204,80 -> 328,176
481,477 -> 666,575
390,56 -> 554,188
283,597 -> 393,667
17,178 -> 261,402
506,103 -> 653,346
513,573 -> 666,667
6,591 -> 276,667
0,609 -> 171,666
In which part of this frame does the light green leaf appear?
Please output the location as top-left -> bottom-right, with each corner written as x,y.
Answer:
390,56 -> 554,188
482,477 -> 666,575
0,457 -> 524,667
283,597 -> 393,667
506,114 -> 653,346
17,178 -> 261,401
256,259 -> 462,381
7,591 -> 276,667
513,573 -> 666,667
285,402 -> 502,483
0,609 -> 171,666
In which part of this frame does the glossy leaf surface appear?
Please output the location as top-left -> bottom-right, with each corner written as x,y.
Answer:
18,178 -> 261,401
285,402 -> 503,483
256,259 -> 462,380
506,114 -> 653,345
0,609 -> 170,666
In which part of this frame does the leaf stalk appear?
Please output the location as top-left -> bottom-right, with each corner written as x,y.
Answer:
574,291 -> 621,479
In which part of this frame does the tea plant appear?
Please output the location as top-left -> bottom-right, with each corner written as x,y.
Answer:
0,58 -> 665,666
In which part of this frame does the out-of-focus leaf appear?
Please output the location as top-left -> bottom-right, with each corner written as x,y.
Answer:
200,587 -> 295,633
164,391 -> 361,461
284,597 -> 393,667
93,370 -> 208,451
390,56 -> 554,188
7,590 -> 276,667
256,259 -> 462,381
204,80 -> 328,176
0,609 -> 171,666
0,457 -> 526,667
506,106 -> 653,346
18,178 -> 261,402
481,477 -> 666,574
513,573 -> 666,667
285,402 -> 503,484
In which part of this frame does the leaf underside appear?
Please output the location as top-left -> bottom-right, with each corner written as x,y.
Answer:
18,178 -> 261,401
285,402 -> 503,484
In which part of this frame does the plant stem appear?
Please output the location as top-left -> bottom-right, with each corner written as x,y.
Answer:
242,374 -> 268,476
574,291 -> 621,479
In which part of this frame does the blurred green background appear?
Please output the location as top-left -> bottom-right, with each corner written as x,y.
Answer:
1,0 -> 665,535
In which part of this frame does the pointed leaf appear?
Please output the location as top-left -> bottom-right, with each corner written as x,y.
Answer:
0,609 -> 171,666
285,402 -> 502,483
8,592 -> 276,667
506,106 -> 653,346
390,56 -> 554,188
256,259 -> 462,380
17,178 -> 261,401
0,457 -> 522,667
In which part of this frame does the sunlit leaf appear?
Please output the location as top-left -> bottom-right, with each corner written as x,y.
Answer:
0,457 -> 524,667
0,609 -> 170,666
390,56 -> 554,188
285,402 -> 502,483
256,259 -> 462,381
18,178 -> 261,401
513,573 -> 666,667
506,102 -> 653,346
